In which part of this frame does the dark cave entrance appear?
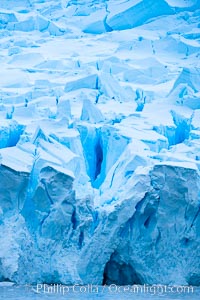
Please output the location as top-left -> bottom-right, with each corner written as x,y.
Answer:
102,252 -> 143,285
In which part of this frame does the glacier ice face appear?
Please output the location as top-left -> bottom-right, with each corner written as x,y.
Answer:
81,99 -> 104,123
106,0 -> 175,31
0,0 -> 200,287
169,68 -> 200,109
0,120 -> 24,148
0,11 -> 18,28
77,163 -> 200,286
1,149 -> 200,285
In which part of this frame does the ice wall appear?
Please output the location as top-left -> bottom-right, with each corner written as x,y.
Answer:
0,0 -> 200,287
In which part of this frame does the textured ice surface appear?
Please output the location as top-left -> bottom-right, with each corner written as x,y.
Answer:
0,0 -> 200,288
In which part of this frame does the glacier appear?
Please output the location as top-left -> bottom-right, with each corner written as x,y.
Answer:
0,0 -> 200,290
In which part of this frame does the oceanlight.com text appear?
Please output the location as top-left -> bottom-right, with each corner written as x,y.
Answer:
34,283 -> 194,295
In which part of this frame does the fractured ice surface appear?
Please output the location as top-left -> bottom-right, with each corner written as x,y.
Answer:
0,0 -> 200,287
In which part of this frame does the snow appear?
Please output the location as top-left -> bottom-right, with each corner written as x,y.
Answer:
0,146 -> 34,173
0,0 -> 200,291
166,0 -> 199,8
8,53 -> 44,68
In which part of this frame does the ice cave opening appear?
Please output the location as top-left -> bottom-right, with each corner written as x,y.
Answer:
102,252 -> 143,285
